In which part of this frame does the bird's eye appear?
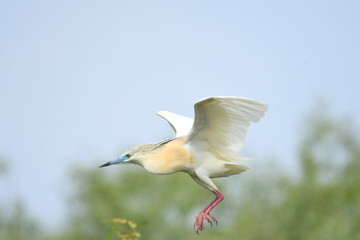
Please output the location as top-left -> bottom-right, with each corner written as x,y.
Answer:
124,154 -> 131,159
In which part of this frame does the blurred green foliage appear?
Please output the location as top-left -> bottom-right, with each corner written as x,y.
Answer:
0,160 -> 41,240
104,218 -> 141,240
2,108 -> 360,239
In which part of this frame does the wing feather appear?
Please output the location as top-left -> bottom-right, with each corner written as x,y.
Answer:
186,97 -> 268,160
157,111 -> 194,138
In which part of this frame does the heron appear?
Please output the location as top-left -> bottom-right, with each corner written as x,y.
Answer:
100,96 -> 268,233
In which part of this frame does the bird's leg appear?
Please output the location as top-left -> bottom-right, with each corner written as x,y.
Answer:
194,190 -> 224,233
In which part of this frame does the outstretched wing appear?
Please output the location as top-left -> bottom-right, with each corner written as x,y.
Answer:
186,97 -> 268,160
157,111 -> 194,138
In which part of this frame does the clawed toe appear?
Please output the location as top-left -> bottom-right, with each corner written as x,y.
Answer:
208,213 -> 218,225
193,212 -> 219,233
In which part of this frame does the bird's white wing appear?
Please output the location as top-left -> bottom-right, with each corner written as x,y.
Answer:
157,111 -> 194,138
186,97 -> 268,160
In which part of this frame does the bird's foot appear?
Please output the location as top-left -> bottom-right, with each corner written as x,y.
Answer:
193,211 -> 218,234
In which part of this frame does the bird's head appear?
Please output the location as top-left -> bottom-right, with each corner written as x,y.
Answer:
99,143 -> 160,168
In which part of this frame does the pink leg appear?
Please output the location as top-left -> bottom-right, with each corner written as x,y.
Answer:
193,190 -> 224,233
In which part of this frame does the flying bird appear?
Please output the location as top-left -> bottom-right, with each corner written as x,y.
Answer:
100,96 -> 268,233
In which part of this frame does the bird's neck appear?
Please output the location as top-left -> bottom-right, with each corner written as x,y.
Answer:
139,137 -> 194,175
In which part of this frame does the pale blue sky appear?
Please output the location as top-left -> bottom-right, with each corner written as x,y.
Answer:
1,0 -> 359,229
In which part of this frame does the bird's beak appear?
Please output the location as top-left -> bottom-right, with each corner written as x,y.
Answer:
99,156 -> 127,168
99,161 -> 112,168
